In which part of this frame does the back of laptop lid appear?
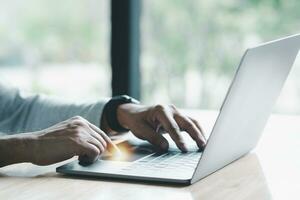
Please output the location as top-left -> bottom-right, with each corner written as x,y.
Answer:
191,34 -> 300,184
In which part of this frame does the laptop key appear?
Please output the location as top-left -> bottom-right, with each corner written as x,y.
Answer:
120,151 -> 202,175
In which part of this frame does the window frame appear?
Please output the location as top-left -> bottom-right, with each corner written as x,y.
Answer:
110,0 -> 141,99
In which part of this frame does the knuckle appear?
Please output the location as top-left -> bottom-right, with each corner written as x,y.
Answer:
71,128 -> 86,139
71,120 -> 87,128
73,136 -> 84,146
154,104 -> 165,112
71,116 -> 86,123
71,116 -> 84,121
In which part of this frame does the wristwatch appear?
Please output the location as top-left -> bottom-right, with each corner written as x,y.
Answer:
103,95 -> 139,132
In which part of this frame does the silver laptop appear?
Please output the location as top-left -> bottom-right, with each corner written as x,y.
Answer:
57,34 -> 300,185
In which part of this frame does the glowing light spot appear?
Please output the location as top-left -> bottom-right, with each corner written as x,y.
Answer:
108,141 -> 133,161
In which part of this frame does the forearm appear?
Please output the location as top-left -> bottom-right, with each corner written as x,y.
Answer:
23,96 -> 108,133
0,134 -> 36,167
0,84 -> 109,134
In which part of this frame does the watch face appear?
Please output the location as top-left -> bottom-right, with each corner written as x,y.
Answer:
123,96 -> 131,101
123,95 -> 131,100
118,95 -> 139,104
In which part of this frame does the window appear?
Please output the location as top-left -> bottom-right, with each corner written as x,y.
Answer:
141,0 -> 300,113
0,0 -> 111,101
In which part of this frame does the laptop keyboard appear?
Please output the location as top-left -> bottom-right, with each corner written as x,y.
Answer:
119,151 -> 202,177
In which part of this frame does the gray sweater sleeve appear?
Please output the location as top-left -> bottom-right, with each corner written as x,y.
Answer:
0,84 -> 109,135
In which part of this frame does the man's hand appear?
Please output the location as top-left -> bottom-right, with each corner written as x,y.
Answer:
116,104 -> 206,152
32,116 -> 117,165
0,116 -> 115,167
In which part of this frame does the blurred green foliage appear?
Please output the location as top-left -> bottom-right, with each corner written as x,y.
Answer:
0,0 -> 109,65
0,0 -> 299,110
141,0 -> 300,109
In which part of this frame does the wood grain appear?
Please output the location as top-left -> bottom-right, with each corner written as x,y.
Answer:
1,111 -> 300,200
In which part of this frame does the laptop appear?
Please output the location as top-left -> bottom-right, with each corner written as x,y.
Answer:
57,34 -> 300,185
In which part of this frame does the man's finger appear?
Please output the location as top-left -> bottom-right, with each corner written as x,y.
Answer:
72,119 -> 108,149
78,142 -> 101,165
83,124 -> 108,149
87,121 -> 121,154
133,123 -> 169,151
155,108 -> 187,152
87,136 -> 106,154
175,115 -> 206,149
188,117 -> 207,141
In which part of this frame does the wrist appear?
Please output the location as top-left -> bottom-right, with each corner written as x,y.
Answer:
116,103 -> 135,130
0,133 -> 38,167
100,111 -> 115,135
102,95 -> 139,133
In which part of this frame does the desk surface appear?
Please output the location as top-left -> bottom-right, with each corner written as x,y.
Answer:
1,110 -> 300,200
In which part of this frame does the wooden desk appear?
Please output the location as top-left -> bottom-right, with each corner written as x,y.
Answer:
1,111 -> 300,200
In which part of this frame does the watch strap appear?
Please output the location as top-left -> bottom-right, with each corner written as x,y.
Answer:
103,95 -> 139,132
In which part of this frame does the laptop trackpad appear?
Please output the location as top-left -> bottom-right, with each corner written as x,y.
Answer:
100,140 -> 156,162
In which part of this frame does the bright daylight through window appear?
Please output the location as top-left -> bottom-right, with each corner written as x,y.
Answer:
0,0 -> 111,101
141,0 -> 300,113
1,0 -> 300,113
